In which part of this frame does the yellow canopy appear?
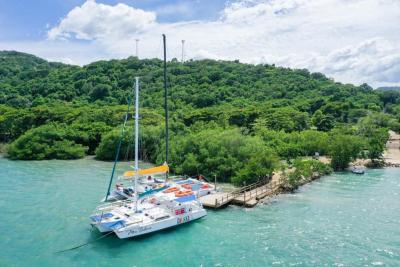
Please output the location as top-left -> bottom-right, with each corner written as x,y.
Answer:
123,164 -> 169,178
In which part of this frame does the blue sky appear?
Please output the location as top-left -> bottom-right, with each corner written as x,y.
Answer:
0,0 -> 226,40
0,0 -> 399,87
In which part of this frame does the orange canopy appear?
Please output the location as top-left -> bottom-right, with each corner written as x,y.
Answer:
123,164 -> 169,178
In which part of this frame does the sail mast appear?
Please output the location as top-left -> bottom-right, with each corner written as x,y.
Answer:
134,76 -> 139,212
163,34 -> 169,178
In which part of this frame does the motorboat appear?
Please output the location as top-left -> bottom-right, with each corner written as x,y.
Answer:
351,166 -> 365,174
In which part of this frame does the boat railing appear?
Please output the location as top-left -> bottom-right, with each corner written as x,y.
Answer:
96,200 -> 134,211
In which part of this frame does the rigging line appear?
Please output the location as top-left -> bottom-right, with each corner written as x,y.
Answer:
124,141 -> 130,162
105,91 -> 133,201
55,231 -> 114,253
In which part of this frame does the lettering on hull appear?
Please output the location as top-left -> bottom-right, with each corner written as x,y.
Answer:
128,226 -> 152,236
177,215 -> 191,224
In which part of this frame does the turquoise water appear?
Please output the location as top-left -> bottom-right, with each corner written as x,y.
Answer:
1,157 -> 400,267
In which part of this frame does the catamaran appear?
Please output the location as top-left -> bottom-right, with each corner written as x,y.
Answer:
91,76 -> 207,238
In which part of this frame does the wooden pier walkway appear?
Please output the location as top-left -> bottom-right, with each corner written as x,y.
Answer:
199,176 -> 281,208
199,192 -> 235,208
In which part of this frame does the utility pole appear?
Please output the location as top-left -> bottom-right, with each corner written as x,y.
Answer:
135,39 -> 139,58
181,40 -> 185,63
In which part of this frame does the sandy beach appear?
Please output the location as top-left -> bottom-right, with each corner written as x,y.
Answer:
383,130 -> 400,165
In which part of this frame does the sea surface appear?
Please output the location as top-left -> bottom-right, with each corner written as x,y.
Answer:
0,157 -> 399,267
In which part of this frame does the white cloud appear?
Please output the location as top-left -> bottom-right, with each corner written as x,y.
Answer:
48,0 -> 156,40
305,38 -> 400,86
34,0 -> 400,87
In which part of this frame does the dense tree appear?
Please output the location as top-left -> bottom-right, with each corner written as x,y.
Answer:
1,51 -> 397,183
312,110 -> 335,131
95,125 -> 164,161
90,84 -> 111,101
328,134 -> 365,170
282,159 -> 332,191
164,128 -> 279,184
8,124 -> 86,160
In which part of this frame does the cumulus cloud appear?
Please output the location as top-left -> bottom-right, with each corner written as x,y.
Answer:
44,0 -> 400,87
314,38 -> 400,86
48,0 -> 156,40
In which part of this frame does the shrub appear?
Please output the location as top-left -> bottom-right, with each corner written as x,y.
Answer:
328,134 -> 364,170
95,127 -> 133,161
8,124 -> 86,160
95,125 -> 163,161
282,159 -> 332,191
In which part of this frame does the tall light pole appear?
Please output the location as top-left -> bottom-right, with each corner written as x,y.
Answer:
135,39 -> 140,58
181,40 -> 185,63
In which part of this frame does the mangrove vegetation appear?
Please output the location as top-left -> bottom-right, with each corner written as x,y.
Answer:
1,51 -> 400,184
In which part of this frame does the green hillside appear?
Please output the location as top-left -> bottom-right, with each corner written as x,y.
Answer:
1,51 -> 399,184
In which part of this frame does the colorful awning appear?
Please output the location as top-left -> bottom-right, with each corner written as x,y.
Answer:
123,164 -> 169,177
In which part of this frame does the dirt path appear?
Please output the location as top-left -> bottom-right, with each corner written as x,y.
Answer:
383,130 -> 400,165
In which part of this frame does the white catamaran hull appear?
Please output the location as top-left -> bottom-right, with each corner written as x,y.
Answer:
114,209 -> 207,239
93,223 -> 114,233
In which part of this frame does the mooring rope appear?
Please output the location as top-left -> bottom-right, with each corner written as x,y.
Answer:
55,231 -> 114,253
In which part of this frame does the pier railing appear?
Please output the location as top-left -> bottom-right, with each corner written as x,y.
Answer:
213,176 -> 280,207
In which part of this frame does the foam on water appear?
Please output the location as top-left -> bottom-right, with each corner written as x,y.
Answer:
0,158 -> 400,266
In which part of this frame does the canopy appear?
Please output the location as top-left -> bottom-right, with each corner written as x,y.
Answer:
123,164 -> 169,178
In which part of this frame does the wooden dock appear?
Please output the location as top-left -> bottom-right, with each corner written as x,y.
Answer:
199,177 -> 281,209
232,180 -> 280,207
199,192 -> 234,208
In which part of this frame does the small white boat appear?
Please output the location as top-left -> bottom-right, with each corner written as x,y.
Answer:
351,166 -> 365,174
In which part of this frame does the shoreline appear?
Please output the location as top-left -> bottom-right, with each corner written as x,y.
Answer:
2,130 -> 399,209
255,131 -> 400,206
383,130 -> 400,167
352,130 -> 400,168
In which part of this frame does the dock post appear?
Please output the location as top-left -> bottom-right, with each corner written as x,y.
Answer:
214,174 -> 217,191
215,198 -> 218,208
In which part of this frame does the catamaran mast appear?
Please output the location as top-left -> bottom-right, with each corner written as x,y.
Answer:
134,76 -> 139,212
162,34 -> 169,178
